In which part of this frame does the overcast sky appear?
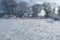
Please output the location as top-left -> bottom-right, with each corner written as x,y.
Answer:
16,0 -> 60,5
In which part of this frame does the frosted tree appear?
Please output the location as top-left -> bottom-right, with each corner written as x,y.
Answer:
58,7 -> 60,16
43,2 -> 52,18
17,1 -> 30,18
2,0 -> 17,15
32,4 -> 41,18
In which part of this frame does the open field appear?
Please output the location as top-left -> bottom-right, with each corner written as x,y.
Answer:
0,19 -> 60,40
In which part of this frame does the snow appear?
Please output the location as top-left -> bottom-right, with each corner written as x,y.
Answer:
38,9 -> 46,16
0,19 -> 60,40
55,7 -> 59,14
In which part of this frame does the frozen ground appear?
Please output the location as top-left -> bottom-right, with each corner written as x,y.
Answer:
0,19 -> 60,40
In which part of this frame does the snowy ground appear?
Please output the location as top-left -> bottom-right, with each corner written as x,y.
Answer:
0,19 -> 60,40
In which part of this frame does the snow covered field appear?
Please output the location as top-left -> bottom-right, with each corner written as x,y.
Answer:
0,19 -> 60,40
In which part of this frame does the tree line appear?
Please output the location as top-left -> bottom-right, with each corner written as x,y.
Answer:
0,0 -> 60,20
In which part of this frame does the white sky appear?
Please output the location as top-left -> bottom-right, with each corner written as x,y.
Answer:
16,0 -> 60,5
